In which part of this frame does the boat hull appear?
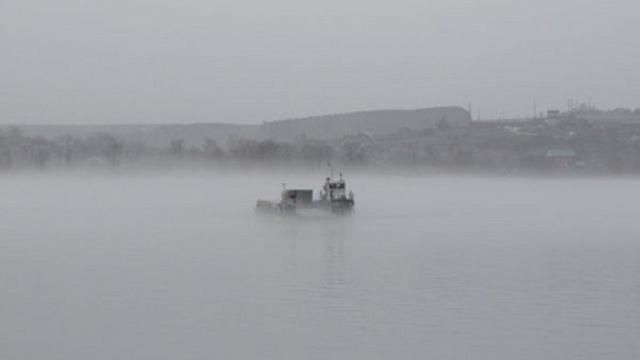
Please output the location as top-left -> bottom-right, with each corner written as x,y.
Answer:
256,198 -> 354,216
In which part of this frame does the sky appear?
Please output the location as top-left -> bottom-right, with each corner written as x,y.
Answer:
1,0 -> 639,125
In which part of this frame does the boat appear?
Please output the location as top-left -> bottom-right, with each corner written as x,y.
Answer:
256,173 -> 355,215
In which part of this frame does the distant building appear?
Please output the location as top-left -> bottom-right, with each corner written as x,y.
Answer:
547,110 -> 561,118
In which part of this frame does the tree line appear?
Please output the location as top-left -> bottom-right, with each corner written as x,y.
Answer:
0,128 -> 336,170
4,116 -> 640,174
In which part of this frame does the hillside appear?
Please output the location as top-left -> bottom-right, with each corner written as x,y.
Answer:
7,106 -> 471,147
262,107 -> 471,141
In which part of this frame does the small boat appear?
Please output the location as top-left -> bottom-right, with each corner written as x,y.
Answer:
256,173 -> 355,215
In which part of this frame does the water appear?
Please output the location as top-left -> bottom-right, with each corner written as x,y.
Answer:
1,173 -> 639,359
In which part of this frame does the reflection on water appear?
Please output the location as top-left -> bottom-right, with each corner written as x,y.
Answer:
321,227 -> 347,298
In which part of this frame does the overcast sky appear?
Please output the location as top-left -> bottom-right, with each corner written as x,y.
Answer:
1,0 -> 639,125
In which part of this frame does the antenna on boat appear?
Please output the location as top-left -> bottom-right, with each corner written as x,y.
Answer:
328,161 -> 334,179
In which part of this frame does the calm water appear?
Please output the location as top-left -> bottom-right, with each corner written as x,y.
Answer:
1,173 -> 639,359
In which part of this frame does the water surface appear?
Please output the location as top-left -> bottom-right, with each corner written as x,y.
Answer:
1,174 -> 639,359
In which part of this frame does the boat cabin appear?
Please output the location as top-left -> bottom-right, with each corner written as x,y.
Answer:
322,174 -> 348,200
281,189 -> 313,205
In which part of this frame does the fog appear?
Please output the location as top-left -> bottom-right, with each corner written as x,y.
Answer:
1,173 -> 639,359
2,1 -> 640,358
2,0 -> 640,124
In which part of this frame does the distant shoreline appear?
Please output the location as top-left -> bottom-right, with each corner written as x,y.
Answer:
2,106 -> 640,175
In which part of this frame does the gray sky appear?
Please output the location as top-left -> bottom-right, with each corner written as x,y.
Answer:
1,0 -> 639,125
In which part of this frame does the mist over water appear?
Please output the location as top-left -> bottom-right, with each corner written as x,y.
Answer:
2,173 -> 639,359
